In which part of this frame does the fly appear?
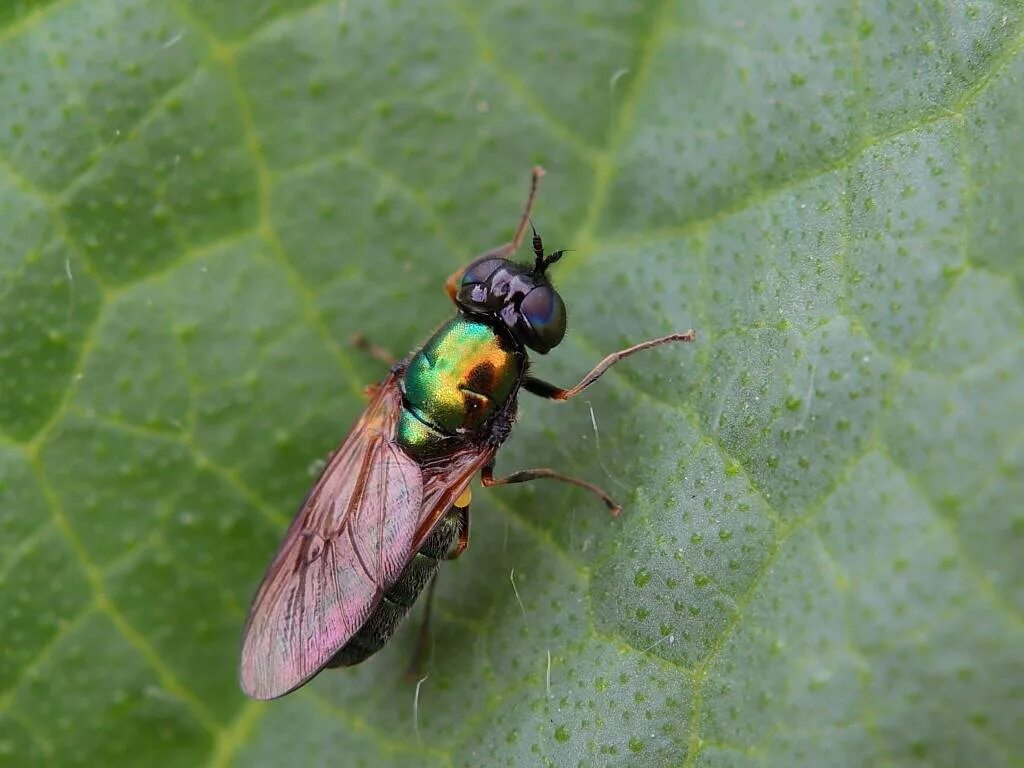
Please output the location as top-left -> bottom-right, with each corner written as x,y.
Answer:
239,167 -> 696,699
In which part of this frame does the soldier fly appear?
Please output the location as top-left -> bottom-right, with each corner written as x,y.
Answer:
239,167 -> 696,700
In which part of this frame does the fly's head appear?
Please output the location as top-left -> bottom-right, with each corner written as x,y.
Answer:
454,238 -> 567,354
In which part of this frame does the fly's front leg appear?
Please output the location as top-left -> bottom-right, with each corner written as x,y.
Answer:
523,331 -> 696,401
481,459 -> 621,516
444,166 -> 546,300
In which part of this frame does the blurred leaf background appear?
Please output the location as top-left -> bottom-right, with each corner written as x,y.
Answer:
1,1 -> 1022,766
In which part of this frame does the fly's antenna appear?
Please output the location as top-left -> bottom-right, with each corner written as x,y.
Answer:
530,220 -> 568,275
530,219 -> 545,272
543,249 -> 567,271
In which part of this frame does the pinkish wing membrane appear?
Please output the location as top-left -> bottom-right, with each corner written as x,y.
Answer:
239,379 -> 424,700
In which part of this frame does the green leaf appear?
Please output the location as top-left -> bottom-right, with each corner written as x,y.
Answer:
1,1 -> 1022,766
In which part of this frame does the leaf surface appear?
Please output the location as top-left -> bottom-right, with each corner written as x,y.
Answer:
1,1 -> 1022,766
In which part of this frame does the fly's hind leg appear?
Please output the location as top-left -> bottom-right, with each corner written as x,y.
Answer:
445,166 -> 546,300
405,496 -> 471,681
445,494 -> 471,561
404,574 -> 439,682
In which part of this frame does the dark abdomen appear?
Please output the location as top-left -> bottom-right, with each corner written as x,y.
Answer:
327,505 -> 461,667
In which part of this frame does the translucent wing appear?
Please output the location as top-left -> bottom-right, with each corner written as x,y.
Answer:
240,375 -> 425,699
239,372 -> 500,700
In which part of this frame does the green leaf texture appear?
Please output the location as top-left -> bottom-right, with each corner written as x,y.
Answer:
1,1 -> 1022,766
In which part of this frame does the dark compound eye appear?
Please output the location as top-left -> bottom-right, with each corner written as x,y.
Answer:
519,286 -> 566,353
460,258 -> 505,287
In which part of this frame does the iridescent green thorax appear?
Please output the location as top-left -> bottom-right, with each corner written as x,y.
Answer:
398,316 -> 522,458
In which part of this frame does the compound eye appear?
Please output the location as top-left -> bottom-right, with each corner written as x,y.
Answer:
460,258 -> 506,287
520,286 -> 566,353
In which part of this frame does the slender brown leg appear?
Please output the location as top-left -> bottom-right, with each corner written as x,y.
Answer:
405,574 -> 439,681
481,460 -> 622,516
505,165 -> 546,257
404,502 -> 469,679
445,503 -> 471,560
444,166 -> 546,300
444,268 -> 461,302
350,332 -> 398,366
523,330 -> 697,401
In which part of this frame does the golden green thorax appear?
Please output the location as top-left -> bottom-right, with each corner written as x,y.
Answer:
398,317 -> 523,458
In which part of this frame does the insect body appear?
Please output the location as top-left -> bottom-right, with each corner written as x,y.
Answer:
239,168 -> 696,699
